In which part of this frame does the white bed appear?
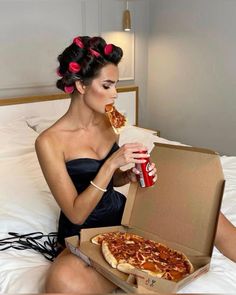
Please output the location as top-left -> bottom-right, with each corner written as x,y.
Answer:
0,86 -> 236,293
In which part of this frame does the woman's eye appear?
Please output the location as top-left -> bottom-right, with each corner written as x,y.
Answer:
103,85 -> 110,89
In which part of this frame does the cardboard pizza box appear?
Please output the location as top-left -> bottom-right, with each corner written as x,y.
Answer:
66,142 -> 225,293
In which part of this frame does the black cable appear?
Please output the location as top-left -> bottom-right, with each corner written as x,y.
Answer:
0,232 -> 58,261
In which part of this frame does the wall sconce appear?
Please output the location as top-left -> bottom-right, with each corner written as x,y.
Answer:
123,0 -> 131,31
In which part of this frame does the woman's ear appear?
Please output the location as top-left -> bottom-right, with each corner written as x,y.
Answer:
75,81 -> 86,94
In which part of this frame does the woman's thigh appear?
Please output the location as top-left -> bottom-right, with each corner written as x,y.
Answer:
215,212 -> 236,262
45,248 -> 117,293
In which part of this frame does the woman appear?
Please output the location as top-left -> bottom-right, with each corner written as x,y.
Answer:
35,35 -> 157,293
36,36 -> 235,293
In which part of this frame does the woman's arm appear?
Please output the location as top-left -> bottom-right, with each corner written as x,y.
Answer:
35,133 -> 116,225
35,134 -> 149,225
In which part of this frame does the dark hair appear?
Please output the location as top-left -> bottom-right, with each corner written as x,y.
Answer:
56,36 -> 123,93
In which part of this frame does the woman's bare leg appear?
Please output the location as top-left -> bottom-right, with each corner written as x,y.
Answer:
45,212 -> 236,293
45,248 -> 117,293
215,212 -> 236,262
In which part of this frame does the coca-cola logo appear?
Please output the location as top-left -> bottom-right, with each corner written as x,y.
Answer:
146,162 -> 151,172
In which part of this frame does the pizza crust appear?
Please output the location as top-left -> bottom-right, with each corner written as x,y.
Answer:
90,235 -> 101,245
111,125 -> 120,135
141,269 -> 164,278
102,240 -> 118,269
117,262 -> 135,275
90,232 -> 114,246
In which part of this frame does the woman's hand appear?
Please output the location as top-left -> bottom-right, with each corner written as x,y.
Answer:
125,162 -> 157,183
108,143 -> 158,186
106,143 -> 150,172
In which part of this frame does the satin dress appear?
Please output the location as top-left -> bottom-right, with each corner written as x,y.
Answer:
57,142 -> 126,246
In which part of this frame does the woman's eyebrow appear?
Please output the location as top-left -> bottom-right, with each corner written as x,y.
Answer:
102,79 -> 118,84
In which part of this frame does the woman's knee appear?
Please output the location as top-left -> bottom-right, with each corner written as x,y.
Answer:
45,252 -> 89,293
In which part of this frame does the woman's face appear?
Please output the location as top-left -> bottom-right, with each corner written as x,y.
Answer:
84,63 -> 119,113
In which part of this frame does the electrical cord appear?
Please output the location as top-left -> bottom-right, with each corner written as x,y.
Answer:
0,232 -> 58,261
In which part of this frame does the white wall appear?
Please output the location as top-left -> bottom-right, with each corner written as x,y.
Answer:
147,0 -> 236,156
0,0 -> 84,96
0,0 -> 149,125
5,0 -> 234,155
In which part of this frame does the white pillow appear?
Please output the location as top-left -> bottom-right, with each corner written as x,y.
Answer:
0,118 -> 59,233
0,150 -> 59,234
26,116 -> 58,133
0,119 -> 38,157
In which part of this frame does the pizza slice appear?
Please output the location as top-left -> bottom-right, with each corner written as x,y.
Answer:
105,104 -> 126,133
91,231 -> 124,246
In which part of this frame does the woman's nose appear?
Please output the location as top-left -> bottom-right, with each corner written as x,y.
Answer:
112,89 -> 118,99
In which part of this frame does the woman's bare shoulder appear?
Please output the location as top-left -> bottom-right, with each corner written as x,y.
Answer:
35,125 -> 59,145
35,124 -> 64,159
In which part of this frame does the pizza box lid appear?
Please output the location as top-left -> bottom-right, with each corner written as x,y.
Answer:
122,142 -> 225,257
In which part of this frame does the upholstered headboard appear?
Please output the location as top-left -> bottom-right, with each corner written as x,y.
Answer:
0,85 -> 138,125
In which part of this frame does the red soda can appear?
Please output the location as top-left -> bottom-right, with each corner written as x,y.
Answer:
135,150 -> 154,188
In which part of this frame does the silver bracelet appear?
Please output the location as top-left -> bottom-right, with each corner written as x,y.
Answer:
90,181 -> 107,192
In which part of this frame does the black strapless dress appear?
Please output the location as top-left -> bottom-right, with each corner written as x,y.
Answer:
57,142 -> 126,246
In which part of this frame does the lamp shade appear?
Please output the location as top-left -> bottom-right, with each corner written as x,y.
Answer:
123,9 -> 131,31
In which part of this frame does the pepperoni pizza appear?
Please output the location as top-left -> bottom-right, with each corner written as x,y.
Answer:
105,104 -> 126,133
91,231 -> 194,282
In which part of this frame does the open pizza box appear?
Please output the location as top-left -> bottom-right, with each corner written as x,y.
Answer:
66,142 -> 225,293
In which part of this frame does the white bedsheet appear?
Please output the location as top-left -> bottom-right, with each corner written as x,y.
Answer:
0,120 -> 59,293
0,124 -> 236,293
